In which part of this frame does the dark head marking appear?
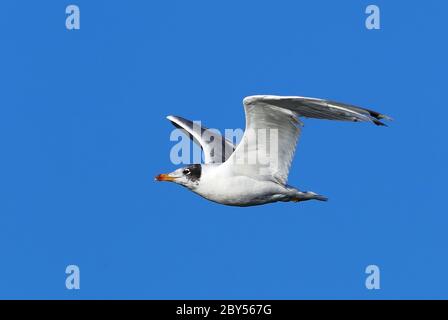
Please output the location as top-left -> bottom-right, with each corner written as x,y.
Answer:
183,164 -> 202,182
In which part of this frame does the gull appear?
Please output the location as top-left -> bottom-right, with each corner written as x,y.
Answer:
155,95 -> 391,207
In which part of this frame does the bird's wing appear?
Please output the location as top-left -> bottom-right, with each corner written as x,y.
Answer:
224,95 -> 391,185
167,115 -> 235,164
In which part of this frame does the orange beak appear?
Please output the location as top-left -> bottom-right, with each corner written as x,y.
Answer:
155,173 -> 176,182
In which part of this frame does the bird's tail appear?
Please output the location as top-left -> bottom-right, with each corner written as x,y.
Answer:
291,191 -> 328,202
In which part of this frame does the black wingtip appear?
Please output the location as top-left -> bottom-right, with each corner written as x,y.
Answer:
366,109 -> 393,125
373,119 -> 388,127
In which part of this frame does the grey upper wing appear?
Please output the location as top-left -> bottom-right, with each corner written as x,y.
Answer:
223,95 -> 391,185
243,95 -> 392,125
167,115 -> 235,164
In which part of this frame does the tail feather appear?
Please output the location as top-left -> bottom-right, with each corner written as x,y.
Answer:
310,194 -> 328,202
292,191 -> 328,202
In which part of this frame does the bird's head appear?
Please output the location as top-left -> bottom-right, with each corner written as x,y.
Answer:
155,164 -> 202,189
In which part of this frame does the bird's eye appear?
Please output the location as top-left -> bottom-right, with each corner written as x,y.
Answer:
183,169 -> 191,175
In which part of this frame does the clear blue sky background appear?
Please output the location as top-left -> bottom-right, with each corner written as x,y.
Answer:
0,0 -> 447,299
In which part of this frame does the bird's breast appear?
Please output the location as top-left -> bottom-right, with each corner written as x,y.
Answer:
193,173 -> 283,206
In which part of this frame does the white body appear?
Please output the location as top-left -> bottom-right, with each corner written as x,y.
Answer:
191,165 -> 293,206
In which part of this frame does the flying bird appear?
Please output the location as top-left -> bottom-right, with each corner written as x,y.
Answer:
155,95 -> 391,207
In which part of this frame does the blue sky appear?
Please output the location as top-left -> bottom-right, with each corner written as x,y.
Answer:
0,0 -> 447,299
